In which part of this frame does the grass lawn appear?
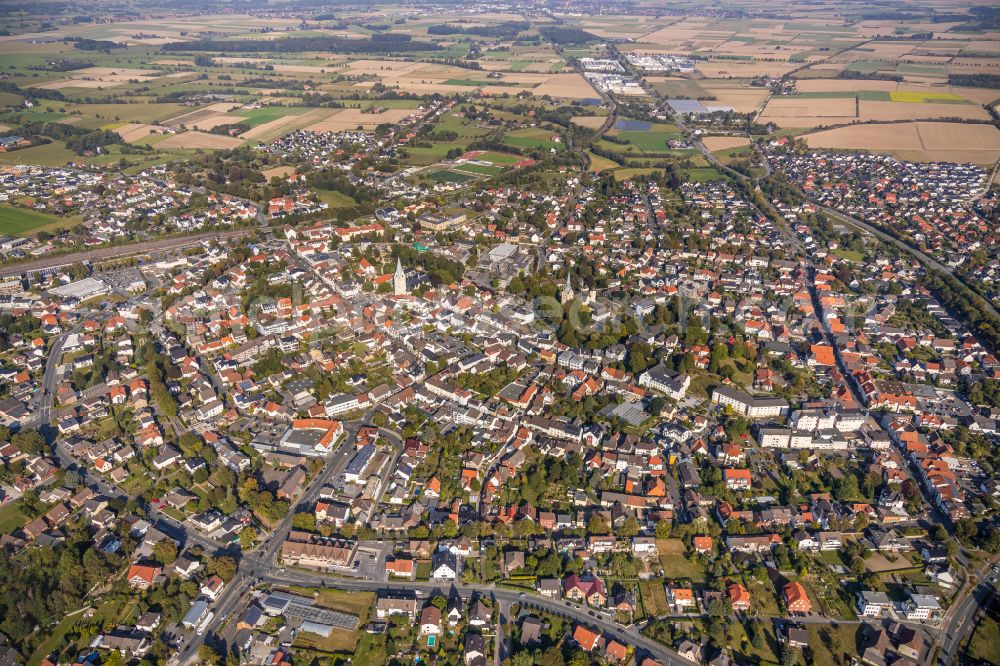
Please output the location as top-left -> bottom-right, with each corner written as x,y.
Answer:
586,151 -> 620,172
729,619 -> 782,664
502,127 -> 562,150
474,150 -> 522,166
638,579 -> 670,617
612,167 -> 662,180
656,539 -> 706,582
454,163 -> 503,176
352,631 -> 389,663
443,78 -> 492,87
833,248 -> 865,262
807,623 -> 862,666
0,141 -> 79,167
683,167 -> 726,182
314,189 -> 356,208
416,560 -> 431,581
427,169 -> 477,184
967,601 -> 1000,665
0,91 -> 23,108
401,144 -> 454,166
0,205 -> 70,236
312,588 -> 374,619
0,500 -> 31,535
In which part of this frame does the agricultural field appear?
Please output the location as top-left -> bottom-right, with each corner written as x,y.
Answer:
0,205 -> 71,236
601,118 -> 684,155
701,135 -> 751,152
802,121 -> 1000,164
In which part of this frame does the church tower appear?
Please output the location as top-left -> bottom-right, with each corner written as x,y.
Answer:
560,274 -> 574,304
393,257 -> 407,296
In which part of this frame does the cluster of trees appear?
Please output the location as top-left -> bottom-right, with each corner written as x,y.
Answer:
453,365 -> 522,398
427,21 -> 529,39
500,451 -> 584,508
948,73 -> 1000,89
67,37 -> 124,51
965,378 -> 1000,409
162,33 -> 439,55
837,69 -> 904,83
64,128 -> 123,155
144,344 -> 179,418
0,312 -> 39,350
0,534 -> 125,656
14,120 -> 94,142
238,477 -> 289,525
539,27 -> 598,45
924,271 -> 1000,353
392,244 -> 466,286
208,122 -> 251,136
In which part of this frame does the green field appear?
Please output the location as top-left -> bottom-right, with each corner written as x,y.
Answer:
502,127 -> 562,150
683,167 -> 726,182
0,500 -> 31,534
473,150 -> 523,165
0,140 -> 80,166
0,205 -> 70,236
62,102 -> 190,124
808,624 -> 862,666
455,163 -> 504,176
845,61 -> 882,74
967,603 -> 1000,665
656,539 -> 706,582
0,91 -> 23,108
315,189 -> 357,208
427,169 -> 477,183
443,78 -> 493,87
586,151 -> 620,172
233,106 -> 310,127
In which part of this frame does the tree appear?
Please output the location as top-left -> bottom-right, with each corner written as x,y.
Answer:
587,514 -> 610,536
206,555 -> 237,582
512,652 -> 535,666
955,518 -> 977,545
649,396 -> 666,416
833,473 -> 859,501
103,650 -> 126,666
198,645 -> 221,666
618,516 -> 640,538
153,540 -> 178,566
239,527 -> 256,550
291,512 -> 316,532
12,430 -> 47,455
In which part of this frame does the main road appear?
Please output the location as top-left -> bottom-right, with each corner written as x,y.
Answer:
254,568 -> 693,666
172,412 -> 371,665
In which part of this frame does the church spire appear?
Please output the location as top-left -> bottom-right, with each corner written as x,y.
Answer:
561,273 -> 574,303
393,256 -> 407,296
